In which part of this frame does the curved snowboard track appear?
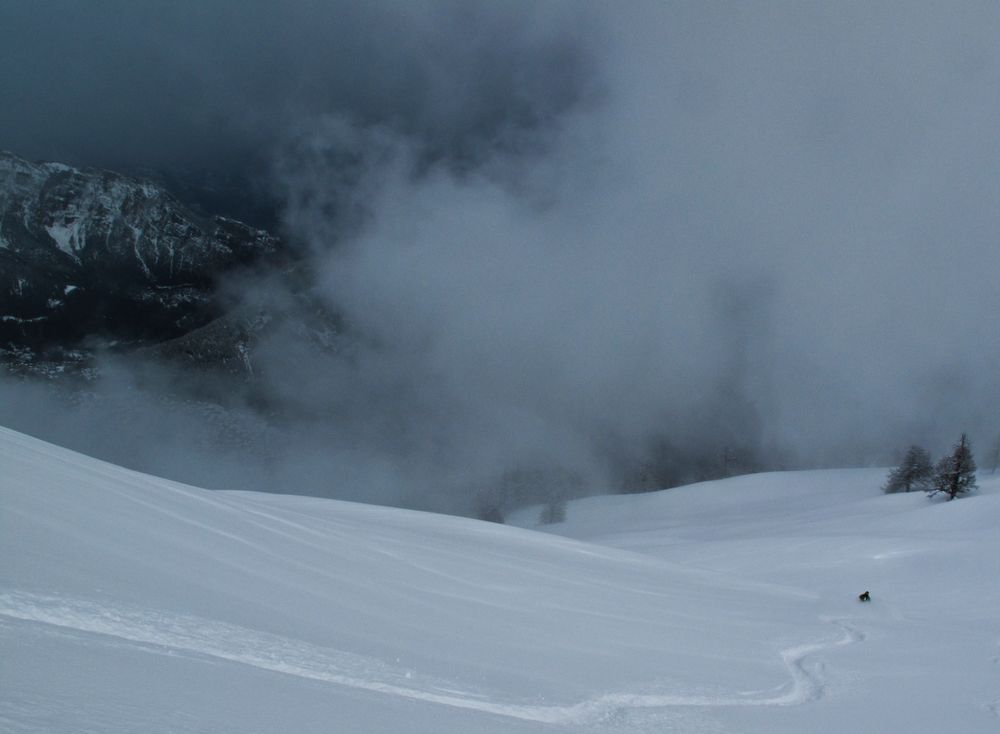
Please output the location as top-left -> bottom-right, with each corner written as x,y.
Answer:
0,590 -> 863,726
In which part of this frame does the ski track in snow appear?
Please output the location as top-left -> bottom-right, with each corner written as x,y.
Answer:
0,590 -> 864,726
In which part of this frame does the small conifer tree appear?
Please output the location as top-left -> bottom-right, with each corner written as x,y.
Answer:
928,433 -> 977,500
883,445 -> 933,493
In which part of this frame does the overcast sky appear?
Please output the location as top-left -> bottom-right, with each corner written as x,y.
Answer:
2,1 -> 998,505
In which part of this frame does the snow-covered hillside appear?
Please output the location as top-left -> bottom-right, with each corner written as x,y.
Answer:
2,426 -> 998,733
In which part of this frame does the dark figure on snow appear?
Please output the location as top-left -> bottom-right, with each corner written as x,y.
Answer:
858,590 -> 870,602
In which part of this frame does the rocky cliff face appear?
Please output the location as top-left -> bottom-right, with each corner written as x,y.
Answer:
0,151 -> 282,352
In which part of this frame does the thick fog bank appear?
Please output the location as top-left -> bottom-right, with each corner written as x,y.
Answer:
2,2 -> 999,512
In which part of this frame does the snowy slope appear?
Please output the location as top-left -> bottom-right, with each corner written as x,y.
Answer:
512,470 -> 1000,731
2,426 -> 998,733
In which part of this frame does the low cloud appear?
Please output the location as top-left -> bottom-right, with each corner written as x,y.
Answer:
3,2 -> 999,512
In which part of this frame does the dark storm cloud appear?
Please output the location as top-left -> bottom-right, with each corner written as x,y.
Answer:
0,0 -> 594,174
3,1 -> 999,509
272,0 -> 1000,480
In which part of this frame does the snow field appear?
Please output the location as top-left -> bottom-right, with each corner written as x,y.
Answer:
2,425 -> 999,732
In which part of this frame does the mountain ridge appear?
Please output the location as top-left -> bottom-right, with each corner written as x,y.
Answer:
0,150 -> 283,355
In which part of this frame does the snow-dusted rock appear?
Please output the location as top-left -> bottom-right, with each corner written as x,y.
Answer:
0,151 -> 281,349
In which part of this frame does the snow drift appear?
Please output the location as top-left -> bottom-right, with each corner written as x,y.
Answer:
2,425 -> 998,732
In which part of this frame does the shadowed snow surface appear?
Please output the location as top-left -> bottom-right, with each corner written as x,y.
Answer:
2,426 -> 998,732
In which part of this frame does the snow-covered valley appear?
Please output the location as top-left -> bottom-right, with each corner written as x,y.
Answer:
2,425 -> 998,732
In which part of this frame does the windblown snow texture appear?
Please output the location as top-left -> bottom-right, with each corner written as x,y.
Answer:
2,426 -> 998,732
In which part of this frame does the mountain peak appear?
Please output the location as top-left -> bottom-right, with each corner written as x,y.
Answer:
0,151 -> 282,354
